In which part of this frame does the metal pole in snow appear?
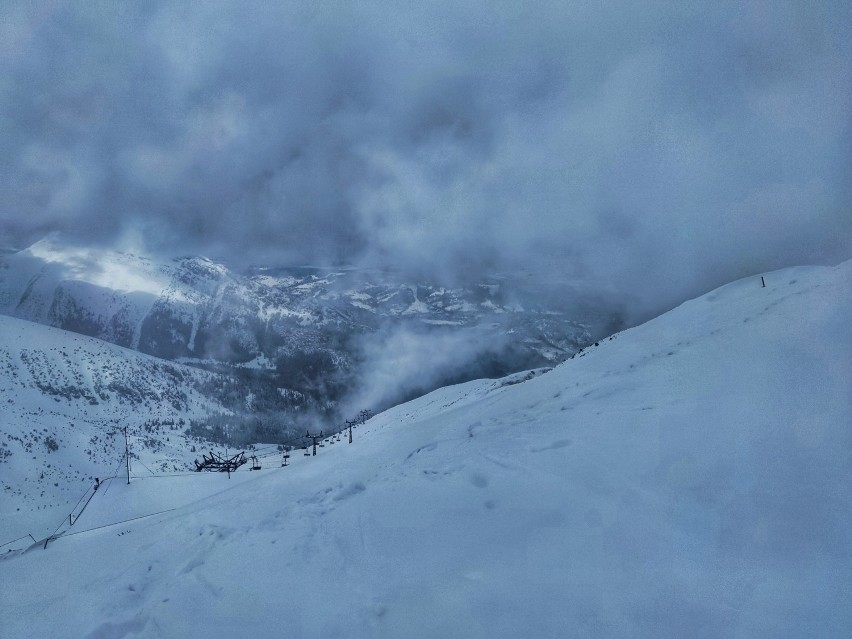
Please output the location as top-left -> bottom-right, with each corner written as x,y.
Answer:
124,426 -> 130,485
761,276 -> 765,287
305,431 -> 321,456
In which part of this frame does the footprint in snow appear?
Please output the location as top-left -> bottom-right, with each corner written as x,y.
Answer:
470,473 -> 489,488
405,442 -> 438,460
180,555 -> 205,575
84,617 -> 148,639
333,481 -> 366,501
531,439 -> 573,453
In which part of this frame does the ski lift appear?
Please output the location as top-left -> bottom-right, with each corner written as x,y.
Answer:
250,455 -> 262,471
303,446 -> 310,457
282,451 -> 290,467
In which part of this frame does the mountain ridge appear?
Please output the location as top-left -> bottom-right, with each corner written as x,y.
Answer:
0,237 -> 623,418
2,259 -> 849,636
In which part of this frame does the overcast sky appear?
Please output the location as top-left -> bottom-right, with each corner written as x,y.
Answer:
2,1 -> 850,315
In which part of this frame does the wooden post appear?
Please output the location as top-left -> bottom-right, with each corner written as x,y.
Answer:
761,276 -> 765,288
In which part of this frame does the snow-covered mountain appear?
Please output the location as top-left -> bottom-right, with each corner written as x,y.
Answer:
2,260 -> 848,636
0,314 -> 235,543
0,237 -> 623,419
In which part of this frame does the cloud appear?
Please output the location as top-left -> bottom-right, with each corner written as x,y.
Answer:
344,323 -> 515,413
2,0 -> 850,317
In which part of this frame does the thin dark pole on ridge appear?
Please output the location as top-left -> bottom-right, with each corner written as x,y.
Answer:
124,426 -> 131,485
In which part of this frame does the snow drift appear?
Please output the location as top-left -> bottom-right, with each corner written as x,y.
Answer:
1,261 -> 850,637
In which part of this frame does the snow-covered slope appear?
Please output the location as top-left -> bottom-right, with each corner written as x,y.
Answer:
0,315 -> 232,542
1,262 -> 850,637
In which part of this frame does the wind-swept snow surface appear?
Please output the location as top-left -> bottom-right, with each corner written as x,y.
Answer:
2,262 -> 850,637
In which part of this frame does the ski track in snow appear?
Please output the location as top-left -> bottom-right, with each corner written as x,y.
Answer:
1,262 -> 851,637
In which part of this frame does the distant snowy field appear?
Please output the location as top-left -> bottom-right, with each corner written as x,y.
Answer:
1,262 -> 850,637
